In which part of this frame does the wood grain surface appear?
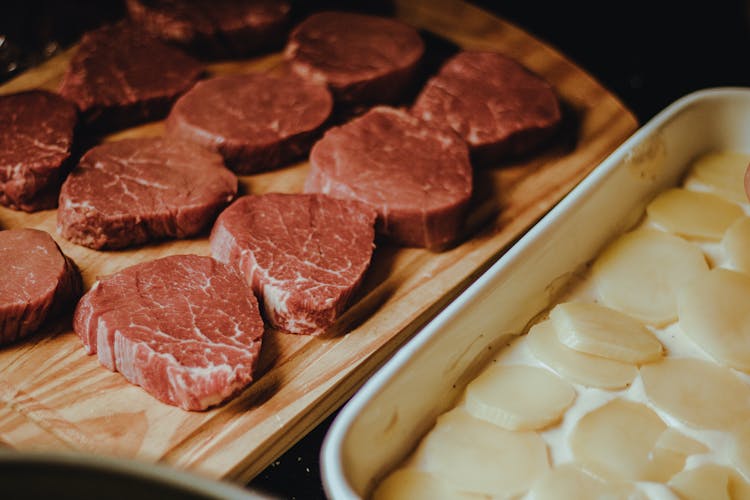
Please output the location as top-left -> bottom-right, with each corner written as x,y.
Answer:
0,0 -> 637,483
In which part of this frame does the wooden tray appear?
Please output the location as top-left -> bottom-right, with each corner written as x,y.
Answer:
0,0 -> 637,484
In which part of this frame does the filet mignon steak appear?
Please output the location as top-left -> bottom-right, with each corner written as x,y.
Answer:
0,90 -> 77,212
210,193 -> 376,335
412,51 -> 562,164
59,22 -> 202,131
125,0 -> 291,57
165,73 -> 332,174
284,11 -> 424,107
305,106 -> 472,249
1,228 -> 82,345
74,254 -> 265,411
58,137 -> 237,250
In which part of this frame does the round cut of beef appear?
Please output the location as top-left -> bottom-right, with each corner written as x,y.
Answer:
210,193 -> 377,335
125,0 -> 291,57
59,22 -> 202,131
1,228 -> 82,345
305,106 -> 472,249
0,90 -> 77,212
411,50 -> 562,164
74,254 -> 265,411
284,11 -> 424,107
165,73 -> 332,174
58,137 -> 237,250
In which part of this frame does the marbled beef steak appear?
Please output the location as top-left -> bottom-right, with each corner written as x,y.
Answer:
59,22 -> 202,131
0,228 -> 82,345
0,90 -> 77,212
210,193 -> 376,335
165,72 -> 332,174
125,0 -> 291,57
412,51 -> 562,164
74,254 -> 265,411
58,137 -> 237,250
305,106 -> 472,249
284,11 -> 424,108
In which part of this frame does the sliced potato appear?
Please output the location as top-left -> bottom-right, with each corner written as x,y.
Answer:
671,465 -> 750,500
730,423 -> 750,481
570,399 -> 666,481
668,464 -> 732,500
592,228 -> 708,325
731,469 -> 750,500
372,467 -> 482,500
677,268 -> 750,372
645,429 -> 709,483
527,320 -> 637,389
683,150 -> 750,204
412,408 -> 548,497
528,463 -> 642,500
646,188 -> 743,240
641,357 -> 750,430
654,428 -> 708,455
723,216 -> 750,275
550,301 -> 663,363
464,364 -> 575,431
646,448 -> 688,484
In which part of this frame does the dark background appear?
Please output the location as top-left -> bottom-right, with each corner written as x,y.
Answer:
3,1 -> 749,122
2,1 -> 748,499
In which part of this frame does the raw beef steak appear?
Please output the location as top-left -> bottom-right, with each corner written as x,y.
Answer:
0,90 -> 77,212
210,193 -> 376,335
165,73 -> 332,174
125,0 -> 291,57
59,22 -> 202,130
74,254 -> 265,410
58,137 -> 237,250
305,106 -> 472,249
284,11 -> 424,107
1,228 -> 82,345
412,51 -> 562,164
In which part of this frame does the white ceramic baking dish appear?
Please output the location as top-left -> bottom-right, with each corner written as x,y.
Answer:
320,87 -> 750,499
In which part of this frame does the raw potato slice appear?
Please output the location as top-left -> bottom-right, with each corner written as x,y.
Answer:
592,228 -> 708,325
646,429 -> 709,483
372,468 -> 481,500
526,320 -> 637,390
463,364 -> 575,430
723,216 -> 750,275
646,188 -> 743,239
550,301 -> 663,363
668,465 -> 733,500
654,428 -> 708,456
683,150 -> 750,204
529,463 -> 642,500
412,408 -> 549,497
730,423 -> 750,481
646,448 -> 688,483
641,357 -> 750,430
677,268 -> 750,372
732,470 -> 750,500
570,399 -> 666,481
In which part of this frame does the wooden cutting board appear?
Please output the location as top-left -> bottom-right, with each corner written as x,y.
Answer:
0,0 -> 637,484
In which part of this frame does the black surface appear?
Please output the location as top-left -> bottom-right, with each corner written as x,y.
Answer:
2,460 -> 219,500
494,0 -> 750,122
2,2 -> 749,500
